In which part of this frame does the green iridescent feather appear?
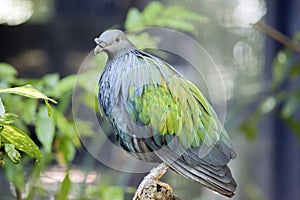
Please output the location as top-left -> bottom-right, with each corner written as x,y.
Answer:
123,53 -> 232,150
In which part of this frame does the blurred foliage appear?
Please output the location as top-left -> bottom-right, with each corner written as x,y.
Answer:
0,84 -> 58,164
29,0 -> 54,23
240,32 -> 300,141
0,62 -> 82,199
0,56 -> 127,199
0,63 -> 81,164
56,171 -> 72,200
85,184 -> 125,200
125,1 -> 208,33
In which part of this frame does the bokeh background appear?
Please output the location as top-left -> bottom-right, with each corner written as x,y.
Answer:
0,0 -> 299,200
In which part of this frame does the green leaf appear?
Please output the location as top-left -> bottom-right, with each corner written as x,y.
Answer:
0,113 -> 19,124
260,96 -> 277,114
240,118 -> 258,139
50,75 -> 76,98
289,63 -> 300,79
2,156 -> 25,190
272,49 -> 292,88
127,33 -> 159,49
0,124 -> 43,161
0,62 -> 17,77
53,109 -> 79,145
281,92 -> 300,118
0,97 -> 5,117
53,109 -> 70,135
142,1 -> 164,23
73,119 -> 95,137
124,8 -> 143,30
22,99 -> 37,124
5,144 -> 21,164
56,138 -> 76,165
56,171 -> 72,200
45,100 -> 53,116
280,115 -> 300,141
124,2 -> 208,33
36,106 -> 55,153
168,8 -> 208,23
0,84 -> 57,104
156,18 -> 197,32
41,73 -> 60,88
56,92 -> 72,113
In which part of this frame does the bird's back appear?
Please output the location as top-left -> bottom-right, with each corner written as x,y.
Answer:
98,48 -> 237,197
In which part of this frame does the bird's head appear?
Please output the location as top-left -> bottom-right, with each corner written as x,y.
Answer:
94,29 -> 134,58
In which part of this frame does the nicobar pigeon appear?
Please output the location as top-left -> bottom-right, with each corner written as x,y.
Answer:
94,29 -> 237,198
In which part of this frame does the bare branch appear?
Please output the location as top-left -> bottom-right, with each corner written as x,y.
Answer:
254,20 -> 300,54
133,163 -> 182,200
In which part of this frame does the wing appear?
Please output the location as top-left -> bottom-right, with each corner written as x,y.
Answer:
112,50 -> 237,196
118,51 -> 235,162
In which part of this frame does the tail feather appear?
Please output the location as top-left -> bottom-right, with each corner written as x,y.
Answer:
200,164 -> 234,183
161,154 -> 236,198
173,160 -> 235,197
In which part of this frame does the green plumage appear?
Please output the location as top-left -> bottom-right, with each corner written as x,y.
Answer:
96,29 -> 237,197
124,59 -> 227,149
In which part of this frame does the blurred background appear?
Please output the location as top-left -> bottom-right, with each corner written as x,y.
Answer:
0,0 -> 299,200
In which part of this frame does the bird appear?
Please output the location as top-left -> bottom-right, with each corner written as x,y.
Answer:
94,29 -> 237,198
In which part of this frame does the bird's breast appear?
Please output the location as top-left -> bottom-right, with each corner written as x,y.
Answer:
98,56 -> 128,117
98,67 -> 114,116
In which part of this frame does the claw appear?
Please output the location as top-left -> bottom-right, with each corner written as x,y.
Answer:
154,179 -> 173,193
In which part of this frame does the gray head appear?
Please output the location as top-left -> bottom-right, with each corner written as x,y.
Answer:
94,29 -> 135,58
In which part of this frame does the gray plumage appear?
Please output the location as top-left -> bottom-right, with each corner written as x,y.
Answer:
95,29 -> 237,197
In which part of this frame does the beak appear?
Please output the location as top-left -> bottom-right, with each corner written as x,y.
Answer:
94,38 -> 107,55
94,45 -> 102,55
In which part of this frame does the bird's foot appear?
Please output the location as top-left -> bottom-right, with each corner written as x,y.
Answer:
132,163 -> 170,200
153,179 -> 173,193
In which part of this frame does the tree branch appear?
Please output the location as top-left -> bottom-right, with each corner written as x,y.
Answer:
133,163 -> 182,200
133,178 -> 182,200
254,20 -> 300,54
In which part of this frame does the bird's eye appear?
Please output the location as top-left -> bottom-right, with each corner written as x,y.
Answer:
115,37 -> 120,42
